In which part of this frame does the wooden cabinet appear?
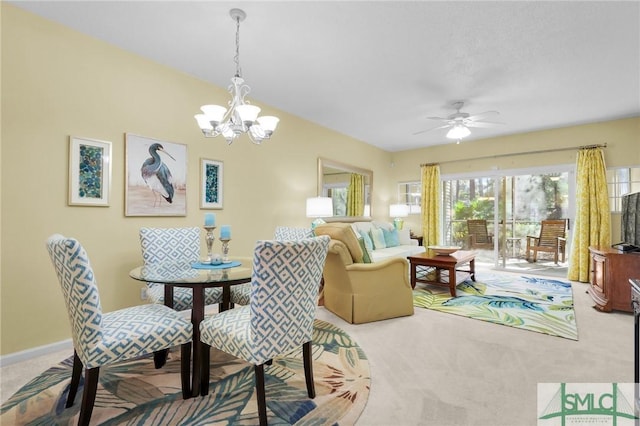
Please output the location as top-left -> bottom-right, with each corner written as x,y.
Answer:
588,246 -> 640,312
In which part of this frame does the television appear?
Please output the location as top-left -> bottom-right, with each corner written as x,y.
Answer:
620,191 -> 640,250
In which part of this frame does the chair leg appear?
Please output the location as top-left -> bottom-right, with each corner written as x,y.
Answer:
200,343 -> 211,396
303,341 -> 315,398
78,367 -> 99,426
67,350 -> 83,408
153,349 -> 169,369
254,364 -> 268,426
180,343 -> 192,399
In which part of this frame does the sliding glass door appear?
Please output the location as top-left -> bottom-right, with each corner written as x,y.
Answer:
442,166 -> 574,273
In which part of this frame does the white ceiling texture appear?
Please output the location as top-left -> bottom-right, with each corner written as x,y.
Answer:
9,1 -> 640,152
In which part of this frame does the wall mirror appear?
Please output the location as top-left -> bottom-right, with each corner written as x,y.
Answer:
317,157 -> 372,221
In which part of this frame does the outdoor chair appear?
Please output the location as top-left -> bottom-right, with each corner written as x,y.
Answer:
525,219 -> 568,264
46,234 -> 192,426
467,219 -> 494,249
199,236 -> 329,426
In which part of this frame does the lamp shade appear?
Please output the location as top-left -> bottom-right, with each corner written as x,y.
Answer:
306,197 -> 333,218
200,105 -> 227,124
257,116 -> 280,133
389,204 -> 409,218
236,104 -> 261,123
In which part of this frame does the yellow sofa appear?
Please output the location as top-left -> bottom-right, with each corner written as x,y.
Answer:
314,223 -> 414,324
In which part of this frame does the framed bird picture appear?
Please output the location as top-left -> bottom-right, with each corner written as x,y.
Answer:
68,136 -> 112,206
200,158 -> 224,209
125,133 -> 187,216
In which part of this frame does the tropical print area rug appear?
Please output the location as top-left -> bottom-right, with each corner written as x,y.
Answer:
413,273 -> 578,340
1,320 -> 370,425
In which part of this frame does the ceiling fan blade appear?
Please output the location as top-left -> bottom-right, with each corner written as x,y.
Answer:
464,120 -> 504,128
466,111 -> 499,121
412,123 -> 451,136
425,116 -> 449,122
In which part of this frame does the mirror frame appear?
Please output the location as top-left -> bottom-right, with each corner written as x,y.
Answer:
317,157 -> 373,223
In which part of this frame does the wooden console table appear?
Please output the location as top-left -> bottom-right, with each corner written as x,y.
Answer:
408,250 -> 475,297
588,246 -> 640,312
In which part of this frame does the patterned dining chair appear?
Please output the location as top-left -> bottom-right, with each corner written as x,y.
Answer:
230,226 -> 314,307
46,234 -> 192,426
139,227 -> 224,311
274,226 -> 314,240
199,236 -> 330,426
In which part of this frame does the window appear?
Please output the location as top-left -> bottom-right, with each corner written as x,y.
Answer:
607,167 -> 640,212
397,182 -> 421,214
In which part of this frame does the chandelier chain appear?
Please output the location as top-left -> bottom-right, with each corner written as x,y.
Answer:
234,15 -> 242,78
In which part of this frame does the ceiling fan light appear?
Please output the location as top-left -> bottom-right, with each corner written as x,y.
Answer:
446,124 -> 471,140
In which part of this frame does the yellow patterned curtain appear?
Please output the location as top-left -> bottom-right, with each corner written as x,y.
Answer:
346,173 -> 364,216
421,164 -> 440,247
568,147 -> 610,282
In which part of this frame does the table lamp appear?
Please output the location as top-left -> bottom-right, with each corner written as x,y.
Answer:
306,197 -> 333,229
389,204 -> 409,230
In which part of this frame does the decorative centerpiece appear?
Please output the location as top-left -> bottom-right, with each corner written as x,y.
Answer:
204,213 -> 217,263
219,225 -> 232,263
427,245 -> 461,256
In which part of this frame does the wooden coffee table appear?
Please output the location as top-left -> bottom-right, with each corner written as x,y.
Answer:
407,250 -> 476,297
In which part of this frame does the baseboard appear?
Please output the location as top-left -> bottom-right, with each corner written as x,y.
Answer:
0,339 -> 73,368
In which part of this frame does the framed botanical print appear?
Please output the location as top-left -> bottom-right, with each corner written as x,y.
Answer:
125,133 -> 187,216
200,158 -> 224,209
68,136 -> 112,206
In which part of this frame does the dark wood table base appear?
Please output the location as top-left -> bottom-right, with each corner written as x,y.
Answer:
408,250 -> 476,297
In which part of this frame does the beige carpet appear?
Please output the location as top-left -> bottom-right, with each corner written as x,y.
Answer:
1,268 -> 634,425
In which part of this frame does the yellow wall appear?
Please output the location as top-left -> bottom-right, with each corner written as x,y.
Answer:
0,5 -> 391,355
2,4 -> 639,356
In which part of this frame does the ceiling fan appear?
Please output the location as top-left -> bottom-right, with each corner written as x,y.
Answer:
413,101 -> 503,141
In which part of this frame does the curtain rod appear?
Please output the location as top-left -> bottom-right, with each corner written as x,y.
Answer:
420,143 -> 607,167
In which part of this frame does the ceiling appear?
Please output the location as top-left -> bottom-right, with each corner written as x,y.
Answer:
9,1 -> 640,152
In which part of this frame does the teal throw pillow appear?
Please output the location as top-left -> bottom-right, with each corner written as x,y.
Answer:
382,228 -> 400,247
357,237 -> 372,263
359,229 -> 374,251
369,227 -> 387,250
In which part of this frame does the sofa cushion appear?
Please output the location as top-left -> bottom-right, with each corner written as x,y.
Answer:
369,244 -> 426,263
373,221 -> 412,245
314,223 -> 364,263
358,229 -> 373,250
382,228 -> 400,247
357,237 -> 372,263
369,227 -> 386,249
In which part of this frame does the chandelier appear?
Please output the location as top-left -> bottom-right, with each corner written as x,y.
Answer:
194,8 -> 279,145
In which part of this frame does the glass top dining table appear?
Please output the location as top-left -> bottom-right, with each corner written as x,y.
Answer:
129,257 -> 252,397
